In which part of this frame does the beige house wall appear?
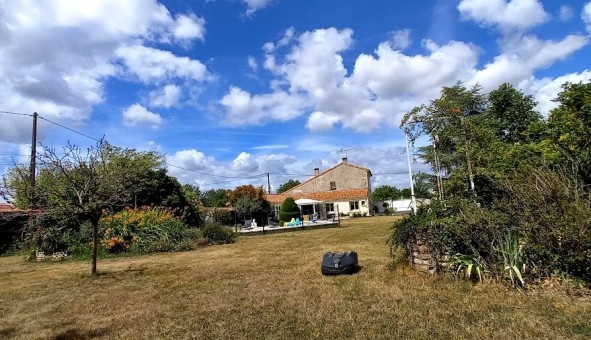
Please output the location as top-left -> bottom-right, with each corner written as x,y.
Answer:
289,165 -> 370,194
333,199 -> 370,216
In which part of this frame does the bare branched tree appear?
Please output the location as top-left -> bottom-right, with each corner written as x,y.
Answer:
20,140 -> 161,275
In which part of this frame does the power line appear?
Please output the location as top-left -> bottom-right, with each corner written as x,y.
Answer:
37,115 -> 102,142
4,113 -> 262,181
166,163 -> 260,179
0,110 -> 34,117
200,173 -> 268,187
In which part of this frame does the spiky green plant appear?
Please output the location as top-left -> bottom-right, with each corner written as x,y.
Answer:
495,233 -> 525,287
450,253 -> 485,283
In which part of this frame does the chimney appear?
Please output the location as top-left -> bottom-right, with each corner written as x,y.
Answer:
314,168 -> 320,176
342,157 -> 348,164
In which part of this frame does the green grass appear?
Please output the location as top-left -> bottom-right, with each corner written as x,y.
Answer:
0,216 -> 590,339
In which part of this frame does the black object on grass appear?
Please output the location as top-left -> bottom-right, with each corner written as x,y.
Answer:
321,251 -> 359,275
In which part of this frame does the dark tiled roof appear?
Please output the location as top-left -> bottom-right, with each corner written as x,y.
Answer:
265,188 -> 370,204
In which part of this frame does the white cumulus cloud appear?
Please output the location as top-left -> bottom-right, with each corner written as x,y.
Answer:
389,29 -> 412,50
306,111 -> 341,133
122,104 -> 163,128
583,2 -> 591,32
149,84 -> 182,108
116,45 -> 209,84
458,0 -> 548,31
243,0 -> 274,16
0,0 -> 207,144
171,14 -> 205,42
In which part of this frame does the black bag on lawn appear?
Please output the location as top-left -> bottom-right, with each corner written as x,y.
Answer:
321,251 -> 359,275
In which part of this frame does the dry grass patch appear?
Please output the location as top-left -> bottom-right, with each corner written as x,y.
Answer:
1,216 -> 590,339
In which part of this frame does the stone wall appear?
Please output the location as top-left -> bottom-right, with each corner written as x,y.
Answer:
409,239 -> 449,274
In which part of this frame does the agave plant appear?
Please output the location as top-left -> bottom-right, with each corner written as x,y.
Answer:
450,253 -> 486,283
495,233 -> 525,287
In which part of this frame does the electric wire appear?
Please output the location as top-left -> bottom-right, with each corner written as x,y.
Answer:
0,110 -> 33,117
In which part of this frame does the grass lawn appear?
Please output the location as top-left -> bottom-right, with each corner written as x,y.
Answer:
1,216 -> 590,339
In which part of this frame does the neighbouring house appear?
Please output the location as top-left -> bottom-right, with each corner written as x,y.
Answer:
265,158 -> 372,220
373,198 -> 432,214
0,202 -> 20,214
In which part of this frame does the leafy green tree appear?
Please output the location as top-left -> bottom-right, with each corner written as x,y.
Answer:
13,141 -> 162,275
487,83 -> 543,144
279,197 -> 300,223
402,82 -> 488,198
130,169 -> 199,226
181,184 -> 201,206
413,172 -> 434,198
234,196 -> 262,223
546,81 -> 591,185
276,179 -> 301,193
228,185 -> 267,224
200,189 -> 228,207
372,185 -> 401,201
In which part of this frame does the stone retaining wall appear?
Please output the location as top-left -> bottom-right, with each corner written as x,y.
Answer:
409,239 -> 449,274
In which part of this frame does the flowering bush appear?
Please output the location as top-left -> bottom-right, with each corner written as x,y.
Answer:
100,207 -> 192,254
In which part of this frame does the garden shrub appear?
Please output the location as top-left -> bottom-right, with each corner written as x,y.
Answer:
0,213 -> 28,254
201,207 -> 235,226
278,197 -> 300,223
201,222 -> 235,245
100,207 -> 192,254
390,168 -> 591,285
502,168 -> 591,283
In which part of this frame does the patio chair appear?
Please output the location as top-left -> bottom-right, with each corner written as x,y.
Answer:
295,218 -> 301,226
242,219 -> 253,230
286,218 -> 296,226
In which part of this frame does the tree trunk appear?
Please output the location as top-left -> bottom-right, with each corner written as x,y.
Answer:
91,218 -> 99,275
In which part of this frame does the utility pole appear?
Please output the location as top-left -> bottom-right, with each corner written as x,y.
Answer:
267,172 -> 271,194
404,132 -> 417,215
29,112 -> 38,224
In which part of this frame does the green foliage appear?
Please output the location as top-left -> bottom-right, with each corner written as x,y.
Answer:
277,179 -> 301,194
395,80 -> 591,287
546,81 -> 591,185
100,207 -> 192,254
0,213 -> 28,254
200,189 -> 228,207
451,254 -> 486,283
234,195 -> 262,218
130,169 -> 200,226
228,185 -> 267,223
201,207 -> 235,226
494,233 -> 525,287
279,197 -> 300,222
501,167 -> 591,283
372,185 -> 401,201
201,222 -> 235,245
487,83 -> 543,144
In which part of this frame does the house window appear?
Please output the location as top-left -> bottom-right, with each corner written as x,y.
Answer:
350,201 -> 359,210
361,200 -> 366,206
330,181 -> 336,190
325,203 -> 334,212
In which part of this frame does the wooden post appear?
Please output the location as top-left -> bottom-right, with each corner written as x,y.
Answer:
336,205 -> 340,227
28,112 -> 38,228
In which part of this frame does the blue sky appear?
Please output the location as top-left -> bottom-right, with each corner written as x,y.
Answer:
1,0 -> 591,192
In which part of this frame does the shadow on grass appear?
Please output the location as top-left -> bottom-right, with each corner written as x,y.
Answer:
0,327 -> 17,338
51,327 -> 110,340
